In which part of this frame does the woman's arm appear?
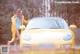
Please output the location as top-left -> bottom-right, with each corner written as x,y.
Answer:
22,15 -> 28,25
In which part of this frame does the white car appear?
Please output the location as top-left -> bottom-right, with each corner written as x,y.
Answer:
20,17 -> 75,47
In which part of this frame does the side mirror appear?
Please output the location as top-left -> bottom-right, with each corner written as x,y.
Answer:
69,25 -> 77,29
20,25 -> 26,32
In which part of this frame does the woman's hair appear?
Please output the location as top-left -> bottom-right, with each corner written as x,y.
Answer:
16,8 -> 22,14
16,8 -> 23,18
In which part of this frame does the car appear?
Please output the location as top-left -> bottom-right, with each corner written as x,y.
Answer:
20,17 -> 75,48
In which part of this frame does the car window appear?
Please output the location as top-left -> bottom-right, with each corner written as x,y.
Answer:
26,17 -> 69,29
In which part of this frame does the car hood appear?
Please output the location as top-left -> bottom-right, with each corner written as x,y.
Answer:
21,29 -> 73,44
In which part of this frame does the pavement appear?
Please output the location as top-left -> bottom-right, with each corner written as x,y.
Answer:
0,45 -> 80,54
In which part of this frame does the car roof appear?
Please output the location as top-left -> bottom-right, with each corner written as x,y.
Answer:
29,17 -> 65,21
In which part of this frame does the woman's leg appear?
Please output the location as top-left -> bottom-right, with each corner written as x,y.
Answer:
8,31 -> 16,48
14,29 -> 20,46
16,29 -> 20,40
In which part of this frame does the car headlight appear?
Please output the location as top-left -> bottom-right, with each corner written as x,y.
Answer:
63,34 -> 72,41
22,33 -> 31,41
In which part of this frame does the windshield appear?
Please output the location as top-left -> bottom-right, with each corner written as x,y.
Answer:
26,17 -> 69,29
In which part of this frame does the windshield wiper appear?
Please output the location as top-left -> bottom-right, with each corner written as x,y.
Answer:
29,28 -> 41,29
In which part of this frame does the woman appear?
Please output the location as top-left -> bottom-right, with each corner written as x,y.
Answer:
8,9 -> 28,46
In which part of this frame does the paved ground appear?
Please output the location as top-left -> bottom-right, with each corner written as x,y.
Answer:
0,45 -> 80,54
